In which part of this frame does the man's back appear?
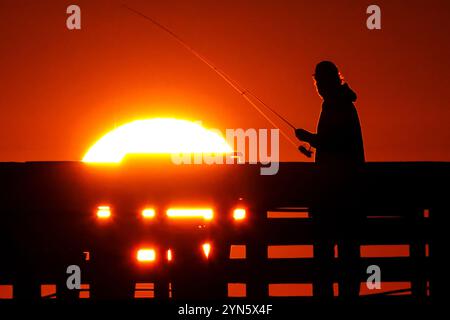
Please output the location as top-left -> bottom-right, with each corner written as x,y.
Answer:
315,83 -> 365,167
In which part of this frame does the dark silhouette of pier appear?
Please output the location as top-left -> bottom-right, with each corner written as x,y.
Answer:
0,160 -> 446,306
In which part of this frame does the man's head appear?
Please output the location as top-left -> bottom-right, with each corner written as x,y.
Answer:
313,61 -> 342,99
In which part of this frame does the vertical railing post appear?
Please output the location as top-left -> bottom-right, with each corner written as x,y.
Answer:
409,208 -> 427,301
246,206 -> 267,299
429,207 -> 443,302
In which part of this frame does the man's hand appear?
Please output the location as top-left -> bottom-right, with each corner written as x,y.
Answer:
295,128 -> 311,142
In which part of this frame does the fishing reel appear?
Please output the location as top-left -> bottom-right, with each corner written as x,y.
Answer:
298,145 -> 313,158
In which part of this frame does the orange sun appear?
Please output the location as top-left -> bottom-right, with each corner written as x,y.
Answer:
83,118 -> 232,163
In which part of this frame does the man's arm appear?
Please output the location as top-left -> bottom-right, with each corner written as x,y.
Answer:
295,128 -> 319,148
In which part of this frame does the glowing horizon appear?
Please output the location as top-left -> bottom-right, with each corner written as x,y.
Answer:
82,118 -> 233,163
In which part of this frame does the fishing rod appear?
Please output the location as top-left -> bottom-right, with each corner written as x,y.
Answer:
122,5 -> 312,158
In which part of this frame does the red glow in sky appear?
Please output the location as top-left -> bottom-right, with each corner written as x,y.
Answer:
0,0 -> 449,162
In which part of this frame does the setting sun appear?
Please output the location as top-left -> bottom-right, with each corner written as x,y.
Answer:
82,118 -> 232,163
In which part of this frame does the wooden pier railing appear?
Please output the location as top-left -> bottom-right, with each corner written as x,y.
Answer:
0,161 -> 447,303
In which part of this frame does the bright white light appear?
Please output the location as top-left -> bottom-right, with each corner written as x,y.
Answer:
83,118 -> 232,163
233,208 -> 246,220
202,243 -> 211,258
167,208 -> 214,221
137,249 -> 156,262
142,208 -> 156,219
96,206 -> 111,219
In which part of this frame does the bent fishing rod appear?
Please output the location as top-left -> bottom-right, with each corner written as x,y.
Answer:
123,5 -> 313,158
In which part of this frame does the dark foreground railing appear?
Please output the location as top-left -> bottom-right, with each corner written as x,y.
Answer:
0,160 -> 447,304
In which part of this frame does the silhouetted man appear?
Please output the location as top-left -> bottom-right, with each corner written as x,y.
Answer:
296,61 -> 365,300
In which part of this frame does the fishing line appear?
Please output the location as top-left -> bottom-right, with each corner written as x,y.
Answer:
122,4 -> 300,149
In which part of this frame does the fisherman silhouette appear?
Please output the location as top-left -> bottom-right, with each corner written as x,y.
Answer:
296,61 -> 365,300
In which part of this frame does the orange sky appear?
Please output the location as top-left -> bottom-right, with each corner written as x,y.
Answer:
1,0 -> 449,162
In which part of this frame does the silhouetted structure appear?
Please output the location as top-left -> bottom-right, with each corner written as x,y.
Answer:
0,160 -> 445,306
